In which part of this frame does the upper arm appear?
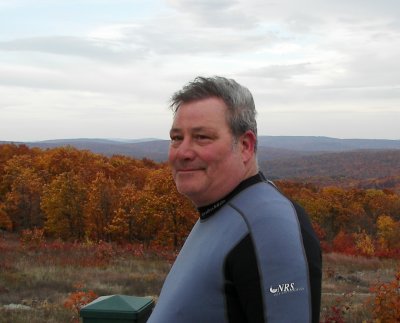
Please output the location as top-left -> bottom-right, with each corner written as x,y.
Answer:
224,234 -> 265,323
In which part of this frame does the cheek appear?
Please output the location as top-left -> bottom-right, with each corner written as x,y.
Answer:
168,148 -> 177,163
202,149 -> 231,170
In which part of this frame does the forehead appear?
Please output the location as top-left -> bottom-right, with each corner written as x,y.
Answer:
171,97 -> 229,130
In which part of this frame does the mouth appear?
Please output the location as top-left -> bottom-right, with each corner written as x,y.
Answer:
175,167 -> 205,174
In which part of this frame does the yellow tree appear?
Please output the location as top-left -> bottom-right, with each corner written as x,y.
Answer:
108,155 -> 150,189
85,172 -> 118,241
354,231 -> 375,257
39,146 -> 109,185
2,154 -> 38,198
108,184 -> 164,246
317,187 -> 368,240
377,214 -> 400,252
363,189 -> 400,222
145,167 -> 197,249
0,144 -> 37,199
41,172 -> 87,240
318,187 -> 349,240
133,190 -> 166,247
108,184 -> 142,242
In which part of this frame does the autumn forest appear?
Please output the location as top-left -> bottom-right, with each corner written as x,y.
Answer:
1,143 -> 400,258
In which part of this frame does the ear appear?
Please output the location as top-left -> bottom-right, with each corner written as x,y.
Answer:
239,130 -> 256,164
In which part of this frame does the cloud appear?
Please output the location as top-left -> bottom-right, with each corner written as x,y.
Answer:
1,0 -> 399,140
0,36 -> 147,62
239,63 -> 315,80
87,17 -> 279,57
0,22 -> 279,64
166,0 -> 258,29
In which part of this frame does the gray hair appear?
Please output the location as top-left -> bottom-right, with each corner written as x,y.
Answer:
170,76 -> 258,151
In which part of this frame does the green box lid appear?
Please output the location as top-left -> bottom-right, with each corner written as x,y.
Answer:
80,295 -> 154,319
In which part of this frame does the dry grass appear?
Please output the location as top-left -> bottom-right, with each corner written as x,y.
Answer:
321,252 -> 399,322
0,233 -> 171,322
1,233 -> 399,322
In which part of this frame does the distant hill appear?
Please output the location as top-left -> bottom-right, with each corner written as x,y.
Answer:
257,136 -> 400,152
262,149 -> 400,179
2,136 -> 400,191
261,150 -> 400,192
8,138 -> 171,162
3,136 -> 399,162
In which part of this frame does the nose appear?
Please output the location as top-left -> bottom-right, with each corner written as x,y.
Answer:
171,138 -> 196,161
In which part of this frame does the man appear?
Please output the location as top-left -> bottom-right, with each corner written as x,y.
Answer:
148,76 -> 322,322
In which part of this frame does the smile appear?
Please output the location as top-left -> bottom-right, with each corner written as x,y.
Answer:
176,168 -> 205,174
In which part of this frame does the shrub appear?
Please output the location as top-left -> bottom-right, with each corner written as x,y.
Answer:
19,227 -> 45,250
63,283 -> 98,322
332,230 -> 356,255
320,292 -> 354,323
354,231 -> 375,257
369,269 -> 400,322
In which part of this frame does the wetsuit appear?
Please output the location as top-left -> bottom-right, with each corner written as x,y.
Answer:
148,173 -> 322,323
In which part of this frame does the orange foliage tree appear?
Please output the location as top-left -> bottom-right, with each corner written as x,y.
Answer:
376,214 -> 400,256
369,269 -> 400,321
145,168 -> 197,249
1,143 -> 400,254
64,283 -> 98,322
85,172 -> 118,241
108,155 -> 151,189
107,184 -> 143,242
0,203 -> 12,231
41,172 -> 87,240
353,231 -> 375,257
0,145 -> 38,200
332,230 -> 356,255
4,167 -> 44,231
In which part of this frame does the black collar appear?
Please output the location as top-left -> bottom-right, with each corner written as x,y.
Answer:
197,172 -> 266,220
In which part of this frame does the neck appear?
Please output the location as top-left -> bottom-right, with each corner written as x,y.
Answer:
197,172 -> 265,219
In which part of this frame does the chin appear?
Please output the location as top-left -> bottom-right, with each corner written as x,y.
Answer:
177,185 -> 198,196
176,183 -> 202,198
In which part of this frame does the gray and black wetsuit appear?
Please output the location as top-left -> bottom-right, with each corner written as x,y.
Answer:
148,173 -> 322,323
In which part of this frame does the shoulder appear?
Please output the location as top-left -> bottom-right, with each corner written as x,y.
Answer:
228,181 -> 296,227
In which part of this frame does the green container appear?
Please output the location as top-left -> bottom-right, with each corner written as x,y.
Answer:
80,295 -> 154,323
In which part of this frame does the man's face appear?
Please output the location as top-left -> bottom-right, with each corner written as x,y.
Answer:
168,97 -> 247,207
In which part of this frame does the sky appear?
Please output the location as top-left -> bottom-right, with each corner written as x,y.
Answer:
0,0 -> 399,142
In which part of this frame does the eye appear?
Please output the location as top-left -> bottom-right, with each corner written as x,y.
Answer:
170,135 -> 183,146
195,135 -> 207,140
170,136 -> 180,142
194,134 -> 212,143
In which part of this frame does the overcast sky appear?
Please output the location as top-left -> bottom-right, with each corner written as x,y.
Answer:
1,0 -> 399,141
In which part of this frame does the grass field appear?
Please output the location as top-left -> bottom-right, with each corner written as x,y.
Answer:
0,233 -> 398,322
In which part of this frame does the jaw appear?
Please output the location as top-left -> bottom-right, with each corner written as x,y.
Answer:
175,169 -> 205,185
174,170 -> 208,203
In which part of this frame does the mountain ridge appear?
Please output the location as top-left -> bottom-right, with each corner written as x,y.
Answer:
2,136 -> 399,162
1,136 -> 400,192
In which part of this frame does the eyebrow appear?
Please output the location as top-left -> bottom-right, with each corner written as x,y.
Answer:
170,126 -> 216,133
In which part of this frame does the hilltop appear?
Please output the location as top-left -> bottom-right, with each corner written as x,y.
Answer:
2,136 -> 400,191
3,136 -> 400,162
